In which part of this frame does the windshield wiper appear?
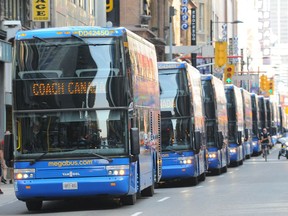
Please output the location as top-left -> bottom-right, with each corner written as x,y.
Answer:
33,36 -> 59,47
165,146 -> 183,155
30,152 -> 48,165
90,152 -> 113,162
71,34 -> 85,42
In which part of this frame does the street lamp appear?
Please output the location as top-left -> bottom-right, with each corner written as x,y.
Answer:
210,20 -> 243,42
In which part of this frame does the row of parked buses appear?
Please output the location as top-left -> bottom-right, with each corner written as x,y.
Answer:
8,26 -> 287,211
158,61 -> 287,183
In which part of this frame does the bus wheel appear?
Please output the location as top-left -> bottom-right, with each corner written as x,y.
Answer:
26,200 -> 43,211
184,177 -> 198,186
121,193 -> 137,205
221,165 -> 227,173
141,184 -> 154,197
213,168 -> 221,175
199,172 -> 206,181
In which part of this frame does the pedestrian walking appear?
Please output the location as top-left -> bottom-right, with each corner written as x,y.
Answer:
0,138 -> 5,195
0,138 -> 8,184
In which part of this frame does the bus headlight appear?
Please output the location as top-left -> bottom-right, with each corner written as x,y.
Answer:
178,157 -> 193,164
106,165 -> 129,176
230,148 -> 237,153
208,152 -> 217,159
14,169 -> 35,179
252,141 -> 257,146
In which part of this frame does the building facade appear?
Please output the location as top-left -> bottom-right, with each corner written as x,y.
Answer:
0,0 -> 241,138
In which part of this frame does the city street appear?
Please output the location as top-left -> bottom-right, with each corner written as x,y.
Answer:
1,144 -> 288,216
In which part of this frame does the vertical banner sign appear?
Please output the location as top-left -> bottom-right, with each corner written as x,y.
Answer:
233,36 -> 238,64
181,0 -> 189,30
191,8 -> 197,67
191,8 -> 196,45
32,0 -> 50,22
228,38 -> 233,64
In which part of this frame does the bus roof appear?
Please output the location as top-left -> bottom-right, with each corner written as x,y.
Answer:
224,84 -> 234,90
201,74 -> 213,81
15,26 -> 128,40
157,61 -> 186,69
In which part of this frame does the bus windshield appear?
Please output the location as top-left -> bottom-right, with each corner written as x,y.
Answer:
13,37 -> 127,110
161,117 -> 192,151
15,37 -> 124,77
15,109 -> 128,158
159,69 -> 190,117
159,69 -> 192,151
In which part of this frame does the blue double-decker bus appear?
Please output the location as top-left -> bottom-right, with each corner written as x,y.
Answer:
224,85 -> 244,166
158,61 -> 207,185
10,26 -> 162,210
251,93 -> 262,155
201,75 -> 229,175
241,88 -> 253,159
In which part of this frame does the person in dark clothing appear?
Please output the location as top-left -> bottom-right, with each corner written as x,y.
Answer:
260,127 -> 271,157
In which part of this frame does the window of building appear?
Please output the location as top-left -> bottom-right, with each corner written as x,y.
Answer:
89,0 -> 95,15
199,3 -> 205,32
79,0 -> 86,10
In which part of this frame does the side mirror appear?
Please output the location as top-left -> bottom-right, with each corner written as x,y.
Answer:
217,132 -> 223,148
244,129 -> 249,140
194,131 -> 201,150
130,128 -> 140,155
4,133 -> 14,161
237,131 -> 242,145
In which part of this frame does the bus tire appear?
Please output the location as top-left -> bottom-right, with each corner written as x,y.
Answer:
141,184 -> 154,197
213,168 -> 221,175
184,177 -> 198,186
221,165 -> 227,173
121,193 -> 137,205
199,172 -> 206,181
26,200 -> 43,211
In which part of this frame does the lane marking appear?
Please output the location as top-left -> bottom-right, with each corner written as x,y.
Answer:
131,212 -> 143,216
181,190 -> 189,193
157,197 -> 170,202
208,179 -> 215,183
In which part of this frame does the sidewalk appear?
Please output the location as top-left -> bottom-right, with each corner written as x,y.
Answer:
0,182 -> 18,207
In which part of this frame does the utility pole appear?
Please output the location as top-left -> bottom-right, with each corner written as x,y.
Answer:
169,6 -> 175,61
96,0 -> 107,27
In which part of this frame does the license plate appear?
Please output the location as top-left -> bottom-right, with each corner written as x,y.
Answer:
63,182 -> 78,190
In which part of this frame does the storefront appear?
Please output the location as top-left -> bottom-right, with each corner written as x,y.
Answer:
0,36 -> 12,137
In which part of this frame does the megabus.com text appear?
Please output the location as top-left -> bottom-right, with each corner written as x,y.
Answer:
48,160 -> 93,167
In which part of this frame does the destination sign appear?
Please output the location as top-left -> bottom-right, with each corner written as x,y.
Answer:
161,98 -> 175,109
32,81 -> 96,96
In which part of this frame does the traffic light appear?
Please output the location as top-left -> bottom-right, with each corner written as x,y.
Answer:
214,41 -> 227,67
260,75 -> 268,91
224,64 -> 235,84
268,79 -> 274,95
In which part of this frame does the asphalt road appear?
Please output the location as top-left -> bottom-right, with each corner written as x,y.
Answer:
1,144 -> 288,216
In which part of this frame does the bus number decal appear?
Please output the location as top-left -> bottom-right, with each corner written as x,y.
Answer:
78,30 -> 110,37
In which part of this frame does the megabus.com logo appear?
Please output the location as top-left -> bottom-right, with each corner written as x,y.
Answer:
48,160 -> 93,167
